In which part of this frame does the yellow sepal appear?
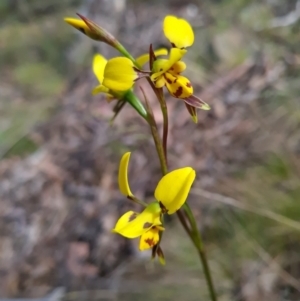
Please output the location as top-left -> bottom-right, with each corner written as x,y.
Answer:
163,15 -> 194,48
118,152 -> 134,197
92,84 -> 110,95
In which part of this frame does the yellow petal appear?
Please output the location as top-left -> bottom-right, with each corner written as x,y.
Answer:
93,54 -> 107,83
163,15 -> 194,48
151,48 -> 186,81
154,167 -> 196,214
165,74 -> 193,99
112,210 -> 138,232
103,57 -> 137,91
64,18 -> 99,40
92,84 -> 110,95
135,48 -> 168,67
154,76 -> 166,89
169,61 -> 186,74
139,227 -> 160,251
113,202 -> 162,238
118,152 -> 133,197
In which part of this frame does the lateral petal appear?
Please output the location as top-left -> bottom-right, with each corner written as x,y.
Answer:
136,48 -> 168,67
113,202 -> 162,238
93,54 -> 107,83
154,167 -> 196,214
103,57 -> 137,91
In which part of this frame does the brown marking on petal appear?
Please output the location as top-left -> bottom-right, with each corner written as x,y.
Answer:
186,82 -> 192,88
159,68 -> 163,71
159,202 -> 168,214
174,86 -> 183,98
128,212 -> 138,222
145,238 -> 156,247
171,43 -> 176,48
143,222 -> 153,229
165,76 -> 172,84
174,78 -> 178,83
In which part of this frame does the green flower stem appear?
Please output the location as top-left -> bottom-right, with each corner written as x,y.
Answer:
183,204 -> 217,301
140,87 -> 168,176
145,80 -> 168,163
116,43 -> 138,67
131,55 -> 217,301
146,84 -> 217,301
176,209 -> 194,240
155,88 -> 168,163
128,195 -> 147,207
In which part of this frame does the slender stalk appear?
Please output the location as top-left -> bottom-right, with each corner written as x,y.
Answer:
176,210 -> 194,242
128,195 -> 147,207
134,56 -> 217,301
145,80 -> 168,164
155,89 -> 168,163
148,117 -> 168,176
140,87 -> 168,176
146,83 -> 218,301
197,249 -> 217,301
183,204 -> 217,301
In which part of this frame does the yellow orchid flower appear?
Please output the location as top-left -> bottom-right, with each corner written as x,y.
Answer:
113,152 -> 196,251
92,48 -> 168,96
91,49 -> 167,119
150,48 -> 210,110
92,54 -> 150,119
92,55 -> 137,95
145,15 -> 210,114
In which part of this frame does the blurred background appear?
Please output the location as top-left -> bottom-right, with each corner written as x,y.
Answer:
1,0 -> 300,300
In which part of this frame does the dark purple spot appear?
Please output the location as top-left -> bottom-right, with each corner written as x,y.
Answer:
159,202 -> 168,214
145,238 -> 155,247
166,77 -> 172,84
174,86 -> 183,98
143,222 -> 153,229
128,213 -> 138,222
